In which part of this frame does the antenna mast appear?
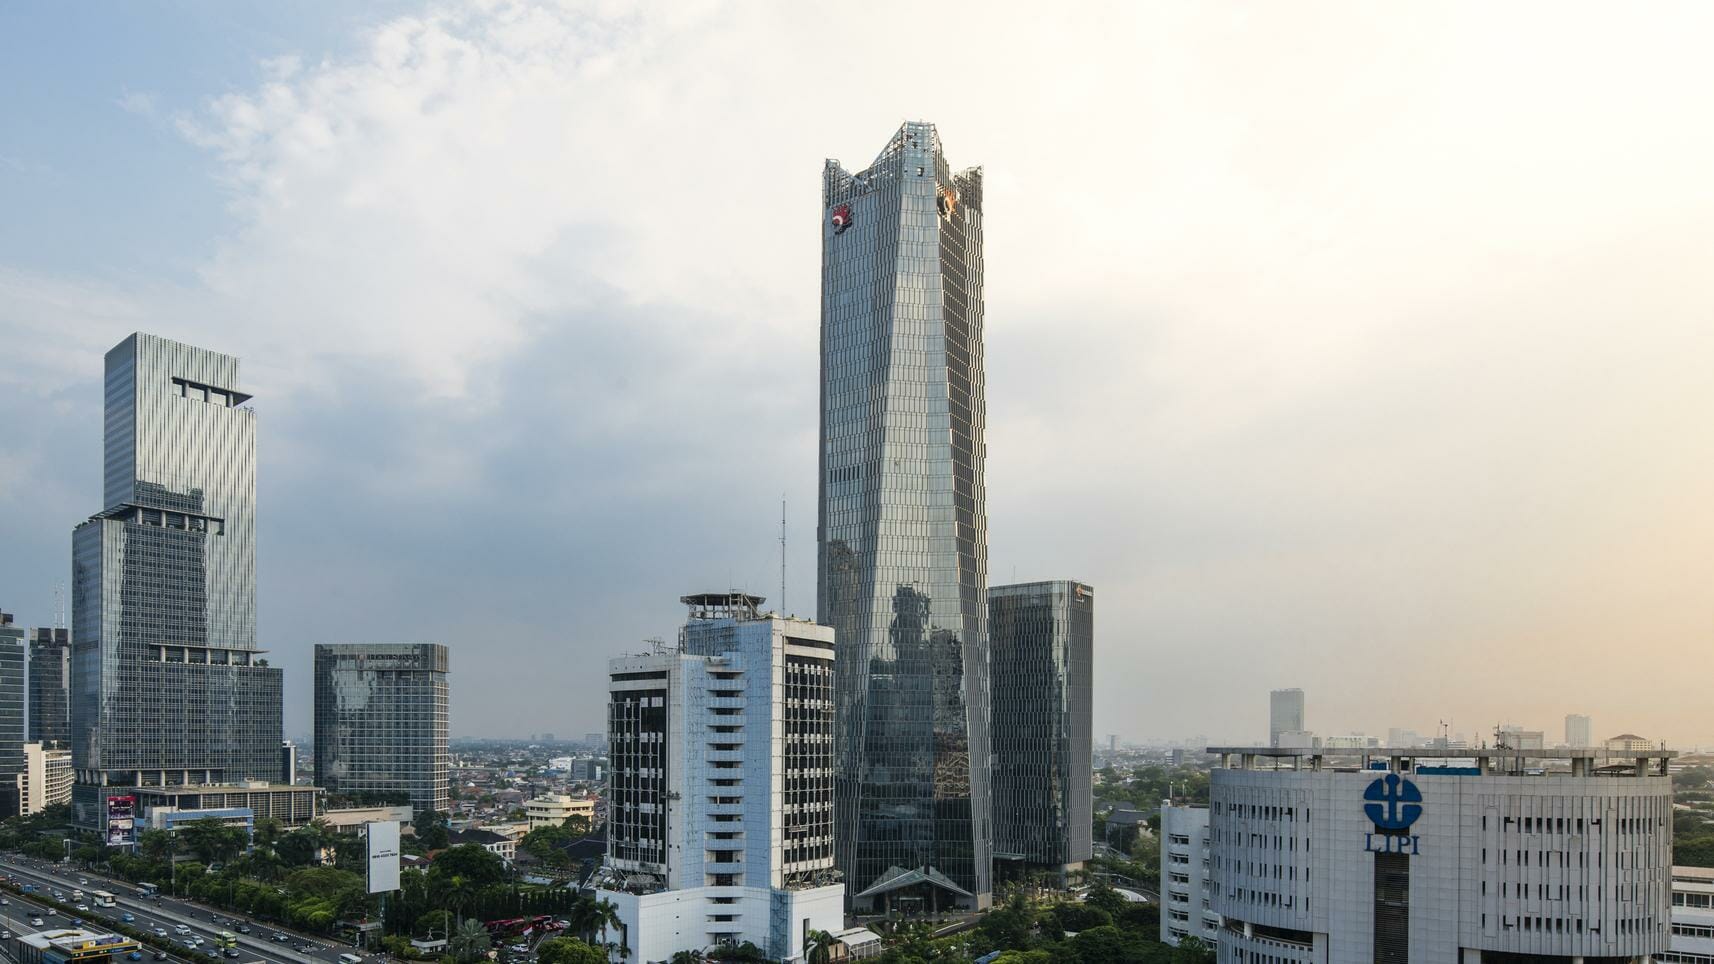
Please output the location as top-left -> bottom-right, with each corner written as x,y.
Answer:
55,582 -> 64,630
779,495 -> 787,617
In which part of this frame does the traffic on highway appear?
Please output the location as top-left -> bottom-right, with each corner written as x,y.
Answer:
0,856 -> 380,964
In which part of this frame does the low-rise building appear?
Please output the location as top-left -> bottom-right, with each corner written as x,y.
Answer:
1608,733 -> 1657,754
525,793 -> 596,830
17,929 -> 139,964
1666,865 -> 1714,963
133,781 -> 317,829
447,827 -> 515,862
321,804 -> 414,836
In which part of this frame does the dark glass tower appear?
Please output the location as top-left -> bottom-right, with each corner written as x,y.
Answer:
70,334 -> 283,837
989,580 -> 1093,880
818,121 -> 991,910
27,627 -> 70,746
0,613 -> 25,818
313,643 -> 450,815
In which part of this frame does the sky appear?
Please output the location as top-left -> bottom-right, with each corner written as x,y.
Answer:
2,1 -> 1712,746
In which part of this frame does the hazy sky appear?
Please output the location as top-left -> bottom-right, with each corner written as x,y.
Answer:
3,2 -> 1712,746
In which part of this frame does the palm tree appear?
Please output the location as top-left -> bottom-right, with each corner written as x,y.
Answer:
802,929 -> 834,964
448,918 -> 491,963
593,898 -> 620,950
669,951 -> 704,964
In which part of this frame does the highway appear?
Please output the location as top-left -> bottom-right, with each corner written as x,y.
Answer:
0,857 -> 374,964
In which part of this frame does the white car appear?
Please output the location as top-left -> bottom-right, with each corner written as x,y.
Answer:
29,918 -> 42,927
153,929 -> 168,938
174,926 -> 191,936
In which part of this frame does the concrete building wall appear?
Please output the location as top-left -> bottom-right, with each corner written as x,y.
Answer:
1211,761 -> 1672,963
1160,804 -> 1221,949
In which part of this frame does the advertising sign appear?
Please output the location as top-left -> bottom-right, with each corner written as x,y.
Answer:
105,795 -> 136,847
366,820 -> 401,894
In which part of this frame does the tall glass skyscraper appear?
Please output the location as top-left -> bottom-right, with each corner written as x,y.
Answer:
28,627 -> 71,746
0,612 -> 26,817
989,580 -> 1093,880
314,643 -> 450,816
70,334 -> 283,837
818,121 -> 992,910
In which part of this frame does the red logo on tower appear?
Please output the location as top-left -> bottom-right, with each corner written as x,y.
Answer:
831,204 -> 853,234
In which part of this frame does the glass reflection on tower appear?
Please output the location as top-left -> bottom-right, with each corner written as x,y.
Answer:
818,122 -> 991,909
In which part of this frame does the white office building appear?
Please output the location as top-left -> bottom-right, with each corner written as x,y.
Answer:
1208,745 -> 1673,963
1160,803 -> 1222,949
18,741 -> 72,814
597,594 -> 842,963
1566,715 -> 1593,749
1665,865 -> 1714,963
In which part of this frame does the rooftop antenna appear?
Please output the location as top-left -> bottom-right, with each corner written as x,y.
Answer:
780,495 -> 786,617
54,582 -> 64,630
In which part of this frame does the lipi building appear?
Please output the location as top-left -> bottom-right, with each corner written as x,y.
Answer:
1208,745 -> 1673,963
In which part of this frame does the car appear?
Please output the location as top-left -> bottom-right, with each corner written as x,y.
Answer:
78,878 -> 89,886
1,931 -> 11,940
127,953 -> 143,962
29,918 -> 42,927
122,913 -> 135,923
182,940 -> 198,949
297,945 -> 316,953
205,951 -> 220,960
175,926 -> 191,936
153,953 -> 168,961
189,937 -> 205,946
223,951 -> 240,959
76,904 -> 89,912
271,934 -> 288,943
236,925 -> 250,934
46,909 -> 57,917
510,945 -> 528,953
1,897 -> 9,905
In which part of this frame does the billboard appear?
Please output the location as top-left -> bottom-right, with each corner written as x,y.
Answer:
105,795 -> 136,847
366,820 -> 401,894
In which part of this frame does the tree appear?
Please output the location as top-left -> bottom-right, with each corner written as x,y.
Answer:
449,918 -> 491,963
669,951 -> 705,964
417,810 -> 451,851
431,845 -> 508,888
138,829 -> 176,863
178,818 -> 247,866
561,814 -> 591,837
803,929 -> 834,964
592,898 -> 621,953
536,938 -> 606,964
1174,936 -> 1216,963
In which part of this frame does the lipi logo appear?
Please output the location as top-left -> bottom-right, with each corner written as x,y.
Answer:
1363,772 -> 1423,855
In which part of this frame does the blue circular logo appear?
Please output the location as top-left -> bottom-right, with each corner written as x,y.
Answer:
1363,773 -> 1423,832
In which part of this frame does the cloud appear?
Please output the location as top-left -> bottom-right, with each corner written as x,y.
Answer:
116,88 -> 159,117
5,0 -> 1714,742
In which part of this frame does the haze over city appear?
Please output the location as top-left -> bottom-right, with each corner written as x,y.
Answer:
4,1 -> 1713,746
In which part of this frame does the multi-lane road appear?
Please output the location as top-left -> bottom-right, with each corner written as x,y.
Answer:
0,857 -> 377,964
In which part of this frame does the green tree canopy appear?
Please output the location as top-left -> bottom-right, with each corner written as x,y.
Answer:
536,937 -> 606,964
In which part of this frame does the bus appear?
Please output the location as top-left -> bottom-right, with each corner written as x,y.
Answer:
137,883 -> 158,897
217,932 -> 239,951
91,891 -> 117,908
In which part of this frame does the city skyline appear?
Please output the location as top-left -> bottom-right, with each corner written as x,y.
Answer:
4,3 -> 1714,746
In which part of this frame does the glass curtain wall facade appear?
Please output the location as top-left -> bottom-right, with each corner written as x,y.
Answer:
0,614 -> 25,817
70,334 -> 283,833
818,121 -> 992,909
27,628 -> 70,746
988,581 -> 1094,879
313,643 -> 450,816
